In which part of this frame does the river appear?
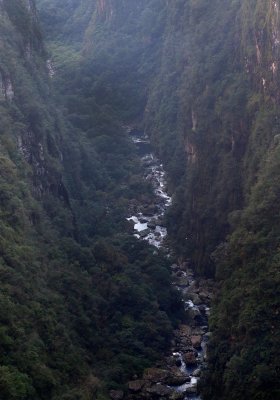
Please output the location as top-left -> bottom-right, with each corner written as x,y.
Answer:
125,129 -> 212,400
127,130 -> 171,248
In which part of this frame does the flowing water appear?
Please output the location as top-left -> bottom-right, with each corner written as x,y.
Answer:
127,130 -> 171,248
127,129 -> 210,400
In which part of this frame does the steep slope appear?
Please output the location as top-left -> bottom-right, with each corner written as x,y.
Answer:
4,1 -> 279,399
145,1 -> 280,399
0,1 -> 182,399
145,0 -> 247,273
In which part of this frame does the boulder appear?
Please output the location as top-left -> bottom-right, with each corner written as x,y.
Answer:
176,276 -> 189,287
139,217 -> 149,223
143,205 -> 158,216
188,292 -> 202,305
198,290 -> 209,301
183,351 -> 197,366
128,380 -> 146,393
179,337 -> 192,350
145,384 -> 173,397
166,372 -> 191,386
187,290 -> 202,304
109,390 -> 124,400
191,335 -> 202,349
192,368 -> 201,377
147,221 -> 156,230
179,262 -> 189,271
143,368 -> 170,383
186,307 -> 201,322
139,229 -> 149,238
191,327 -> 205,335
178,325 -> 192,337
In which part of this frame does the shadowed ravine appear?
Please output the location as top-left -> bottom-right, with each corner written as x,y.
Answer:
120,130 -> 214,400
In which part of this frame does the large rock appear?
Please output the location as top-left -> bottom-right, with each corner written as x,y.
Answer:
166,371 -> 191,386
139,217 -> 149,223
191,335 -> 202,349
139,229 -> 149,238
192,368 -> 201,377
188,292 -> 202,305
143,205 -> 158,216
109,390 -> 124,400
128,380 -> 146,393
191,327 -> 205,335
145,384 -> 173,397
176,276 -> 189,287
178,337 -> 192,351
143,368 -> 170,383
198,290 -> 209,301
147,221 -> 156,230
183,351 -> 197,366
177,325 -> 192,337
186,307 -> 201,322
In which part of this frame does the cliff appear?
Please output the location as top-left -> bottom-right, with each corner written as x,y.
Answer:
37,1 -> 280,398
0,2 -> 181,399
1,1 -> 279,399
145,1 -> 280,399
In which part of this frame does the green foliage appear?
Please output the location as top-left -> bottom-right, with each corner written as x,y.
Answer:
2,1 -> 279,400
143,1 -> 280,399
0,1 -> 183,398
0,366 -> 33,399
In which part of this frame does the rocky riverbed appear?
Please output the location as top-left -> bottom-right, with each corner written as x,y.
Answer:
113,130 -> 214,400
127,132 -> 171,248
121,265 -> 214,400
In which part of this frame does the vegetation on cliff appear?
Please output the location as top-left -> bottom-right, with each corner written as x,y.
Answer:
145,1 -> 280,399
0,1 -> 182,398
0,0 -> 279,399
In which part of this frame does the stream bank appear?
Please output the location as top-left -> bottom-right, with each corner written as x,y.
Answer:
112,130 -> 214,400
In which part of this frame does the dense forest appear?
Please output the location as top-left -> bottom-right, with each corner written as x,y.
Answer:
0,0 -> 279,400
0,1 -> 182,398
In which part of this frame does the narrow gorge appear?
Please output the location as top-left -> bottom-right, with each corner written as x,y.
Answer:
125,130 -> 212,399
0,1 -> 279,400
